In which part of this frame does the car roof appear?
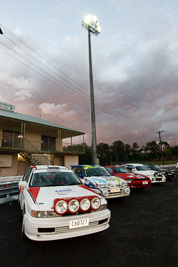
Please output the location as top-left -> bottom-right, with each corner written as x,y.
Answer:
125,163 -> 143,166
32,165 -> 69,170
71,165 -> 98,168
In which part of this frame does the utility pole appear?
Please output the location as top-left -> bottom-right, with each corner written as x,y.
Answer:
0,27 -> 3,34
156,130 -> 164,165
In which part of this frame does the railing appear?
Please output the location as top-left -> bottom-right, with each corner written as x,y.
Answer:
0,176 -> 21,204
0,135 -> 85,154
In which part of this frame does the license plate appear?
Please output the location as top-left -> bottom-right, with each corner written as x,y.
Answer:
142,181 -> 148,184
110,188 -> 120,193
69,218 -> 89,229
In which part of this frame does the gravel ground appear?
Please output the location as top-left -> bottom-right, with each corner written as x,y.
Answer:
0,172 -> 177,267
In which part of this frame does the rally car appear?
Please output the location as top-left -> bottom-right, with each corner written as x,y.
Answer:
18,165 -> 111,241
123,163 -> 166,183
104,165 -> 151,189
71,165 -> 130,199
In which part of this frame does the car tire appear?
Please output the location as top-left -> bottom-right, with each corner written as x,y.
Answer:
21,208 -> 27,240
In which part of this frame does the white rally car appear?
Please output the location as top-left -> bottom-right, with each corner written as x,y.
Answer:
123,163 -> 166,183
18,165 -> 111,241
71,165 -> 130,199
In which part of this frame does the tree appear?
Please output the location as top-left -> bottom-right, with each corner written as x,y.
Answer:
79,143 -> 91,164
97,143 -> 110,165
111,140 -> 125,163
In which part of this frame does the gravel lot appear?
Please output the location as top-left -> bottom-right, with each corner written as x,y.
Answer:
0,171 -> 177,267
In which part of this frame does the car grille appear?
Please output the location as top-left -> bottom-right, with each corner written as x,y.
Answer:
155,178 -> 162,181
55,220 -> 107,234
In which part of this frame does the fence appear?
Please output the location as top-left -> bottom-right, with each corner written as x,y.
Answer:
0,176 -> 21,204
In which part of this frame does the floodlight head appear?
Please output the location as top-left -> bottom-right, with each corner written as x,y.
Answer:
0,27 -> 3,34
82,15 -> 101,36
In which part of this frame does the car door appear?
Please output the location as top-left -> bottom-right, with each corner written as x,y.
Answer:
19,167 -> 32,207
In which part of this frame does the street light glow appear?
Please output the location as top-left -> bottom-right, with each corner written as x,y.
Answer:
82,15 -> 101,36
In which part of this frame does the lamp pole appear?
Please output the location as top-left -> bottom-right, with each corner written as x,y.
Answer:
82,15 -> 101,165
156,130 -> 164,165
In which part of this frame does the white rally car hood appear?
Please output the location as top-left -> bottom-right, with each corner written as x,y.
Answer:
28,184 -> 100,210
85,175 -> 127,186
134,170 -> 156,177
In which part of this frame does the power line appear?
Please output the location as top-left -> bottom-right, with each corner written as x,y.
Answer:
0,24 -> 157,131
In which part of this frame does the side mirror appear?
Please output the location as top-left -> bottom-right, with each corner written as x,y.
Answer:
18,181 -> 28,187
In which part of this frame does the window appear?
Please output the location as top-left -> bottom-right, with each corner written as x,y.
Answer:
41,136 -> 56,151
22,167 -> 32,182
2,130 -> 21,148
76,167 -> 83,175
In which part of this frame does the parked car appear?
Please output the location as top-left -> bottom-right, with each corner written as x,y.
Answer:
18,165 -> 111,241
123,163 -> 166,183
176,163 -> 178,169
104,165 -> 151,189
145,164 -> 176,181
71,165 -> 130,199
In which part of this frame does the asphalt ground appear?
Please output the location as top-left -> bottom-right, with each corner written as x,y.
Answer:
0,171 -> 177,267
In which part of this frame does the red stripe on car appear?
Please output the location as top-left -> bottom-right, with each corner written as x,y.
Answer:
78,184 -> 96,193
28,187 -> 40,202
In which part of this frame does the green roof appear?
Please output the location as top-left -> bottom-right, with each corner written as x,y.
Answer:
0,109 -> 84,136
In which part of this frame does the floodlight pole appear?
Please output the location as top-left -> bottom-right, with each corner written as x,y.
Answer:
87,26 -> 98,165
82,17 -> 100,165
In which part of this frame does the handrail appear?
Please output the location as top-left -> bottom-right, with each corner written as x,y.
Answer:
0,135 -> 85,154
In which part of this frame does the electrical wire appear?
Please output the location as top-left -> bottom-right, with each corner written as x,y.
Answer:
0,24 -> 157,131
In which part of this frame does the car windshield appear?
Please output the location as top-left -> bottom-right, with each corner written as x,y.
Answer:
153,165 -> 161,169
29,171 -> 82,187
113,167 -> 129,173
85,167 -> 110,177
136,166 -> 151,171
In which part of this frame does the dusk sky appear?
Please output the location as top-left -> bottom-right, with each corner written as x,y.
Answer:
0,0 -> 178,147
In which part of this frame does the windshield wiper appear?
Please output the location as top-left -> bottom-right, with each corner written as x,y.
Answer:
68,182 -> 82,185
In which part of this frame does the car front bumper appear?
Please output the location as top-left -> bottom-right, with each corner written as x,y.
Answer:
150,176 -> 166,183
24,209 -> 111,241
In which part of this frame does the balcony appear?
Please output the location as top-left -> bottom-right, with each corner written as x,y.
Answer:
0,135 -> 85,154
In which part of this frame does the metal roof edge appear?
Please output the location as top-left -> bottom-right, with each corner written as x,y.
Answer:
0,109 -> 85,135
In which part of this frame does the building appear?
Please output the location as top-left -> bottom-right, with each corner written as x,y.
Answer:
0,102 -> 85,177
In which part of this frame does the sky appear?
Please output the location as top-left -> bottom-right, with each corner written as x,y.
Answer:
0,0 -> 178,148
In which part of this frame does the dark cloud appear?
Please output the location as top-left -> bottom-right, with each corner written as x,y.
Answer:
0,0 -> 177,147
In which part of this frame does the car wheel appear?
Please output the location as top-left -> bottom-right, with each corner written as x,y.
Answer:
21,209 -> 27,240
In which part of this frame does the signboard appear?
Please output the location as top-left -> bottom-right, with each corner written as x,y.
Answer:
0,102 -> 15,112
0,155 -> 12,167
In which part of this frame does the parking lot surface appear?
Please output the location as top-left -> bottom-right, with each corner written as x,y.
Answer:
0,172 -> 177,267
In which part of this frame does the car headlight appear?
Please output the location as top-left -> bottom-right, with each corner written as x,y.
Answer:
31,210 -> 59,218
91,197 -> 101,210
80,198 -> 90,211
99,184 -> 106,188
55,200 -> 68,215
68,199 -> 80,213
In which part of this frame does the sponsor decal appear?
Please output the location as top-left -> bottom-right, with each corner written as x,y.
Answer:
92,178 -> 107,184
114,177 -> 121,184
55,189 -> 74,195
